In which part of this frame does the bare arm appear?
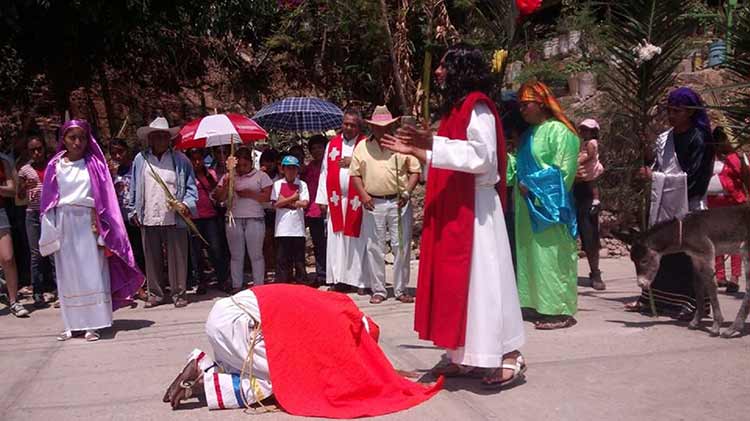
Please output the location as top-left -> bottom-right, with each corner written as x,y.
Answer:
351,176 -> 373,211
274,192 -> 300,209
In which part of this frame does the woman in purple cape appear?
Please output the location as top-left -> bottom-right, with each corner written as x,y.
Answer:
39,120 -> 144,341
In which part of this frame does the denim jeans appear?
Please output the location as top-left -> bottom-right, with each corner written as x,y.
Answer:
190,217 -> 230,284
306,217 -> 326,278
25,209 -> 56,294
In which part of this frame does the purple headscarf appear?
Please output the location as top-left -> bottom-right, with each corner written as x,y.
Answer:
39,120 -> 144,311
667,87 -> 713,144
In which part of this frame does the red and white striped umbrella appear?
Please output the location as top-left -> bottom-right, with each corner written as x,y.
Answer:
176,113 -> 267,149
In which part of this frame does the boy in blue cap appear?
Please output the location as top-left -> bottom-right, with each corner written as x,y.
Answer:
272,155 -> 310,283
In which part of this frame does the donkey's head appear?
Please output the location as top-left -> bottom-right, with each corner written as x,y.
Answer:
629,240 -> 661,290
613,227 -> 662,290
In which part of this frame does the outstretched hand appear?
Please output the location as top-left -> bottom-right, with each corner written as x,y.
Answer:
381,134 -> 415,155
394,125 -> 433,151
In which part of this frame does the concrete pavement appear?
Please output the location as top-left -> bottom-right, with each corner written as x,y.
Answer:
1,257 -> 749,421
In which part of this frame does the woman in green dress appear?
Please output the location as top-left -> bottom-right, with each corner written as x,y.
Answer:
512,81 -> 580,330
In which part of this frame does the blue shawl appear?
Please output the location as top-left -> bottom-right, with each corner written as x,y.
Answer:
516,128 -> 578,238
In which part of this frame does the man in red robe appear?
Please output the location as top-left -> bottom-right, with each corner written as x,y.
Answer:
162,284 -> 441,417
382,45 -> 527,389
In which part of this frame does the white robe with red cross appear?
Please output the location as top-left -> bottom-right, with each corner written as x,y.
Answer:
315,136 -> 367,288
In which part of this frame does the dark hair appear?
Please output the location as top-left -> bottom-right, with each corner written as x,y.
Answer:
438,44 -> 494,115
500,100 -> 529,138
308,135 -> 327,151
343,107 -> 363,122
235,147 -> 254,161
110,139 -> 129,150
259,148 -> 278,164
187,148 -> 204,157
289,144 -> 305,156
26,134 -> 45,147
713,126 -> 728,144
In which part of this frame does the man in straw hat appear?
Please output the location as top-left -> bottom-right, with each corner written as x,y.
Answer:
127,117 -> 197,308
350,106 -> 420,304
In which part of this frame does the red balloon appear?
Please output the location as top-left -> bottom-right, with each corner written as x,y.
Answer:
516,0 -> 542,16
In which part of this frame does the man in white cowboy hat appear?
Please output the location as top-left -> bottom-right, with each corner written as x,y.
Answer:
127,117 -> 198,308
350,106 -> 421,304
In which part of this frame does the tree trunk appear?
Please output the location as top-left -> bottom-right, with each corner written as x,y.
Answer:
378,0 -> 410,114
97,64 -> 118,140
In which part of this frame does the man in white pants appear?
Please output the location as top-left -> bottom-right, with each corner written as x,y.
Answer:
350,106 -> 421,304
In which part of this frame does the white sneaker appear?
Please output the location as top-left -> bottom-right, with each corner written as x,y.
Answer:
10,302 -> 30,318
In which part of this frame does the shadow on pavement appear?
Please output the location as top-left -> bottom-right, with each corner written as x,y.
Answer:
101,319 -> 156,340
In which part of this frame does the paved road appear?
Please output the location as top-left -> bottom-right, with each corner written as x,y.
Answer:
2,258 -> 749,421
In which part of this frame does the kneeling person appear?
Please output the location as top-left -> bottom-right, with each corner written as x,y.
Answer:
163,285 -> 441,418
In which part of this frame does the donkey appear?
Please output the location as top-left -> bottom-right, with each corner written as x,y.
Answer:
619,205 -> 750,337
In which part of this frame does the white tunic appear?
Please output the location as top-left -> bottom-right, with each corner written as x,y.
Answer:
143,152 -> 177,226
49,158 -> 113,332
426,103 -> 526,368
200,290 -> 273,409
315,136 -> 367,287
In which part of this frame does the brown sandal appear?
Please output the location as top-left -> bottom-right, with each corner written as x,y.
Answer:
432,363 -> 480,378
369,295 -> 385,304
481,354 -> 527,389
397,294 -> 415,303
163,358 -> 202,404
624,301 -> 642,312
534,317 -> 577,330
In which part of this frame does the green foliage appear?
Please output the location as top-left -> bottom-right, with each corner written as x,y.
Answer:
564,61 -> 592,75
603,0 -> 691,140
725,5 -> 750,142
515,61 -> 568,86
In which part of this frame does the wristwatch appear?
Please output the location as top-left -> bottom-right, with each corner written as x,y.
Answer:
401,191 -> 411,200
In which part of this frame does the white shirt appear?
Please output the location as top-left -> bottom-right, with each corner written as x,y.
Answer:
425,103 -> 499,188
271,178 -> 309,237
707,160 -> 726,195
56,158 -> 95,208
315,135 -> 357,205
143,152 -> 177,226
227,169 -> 274,218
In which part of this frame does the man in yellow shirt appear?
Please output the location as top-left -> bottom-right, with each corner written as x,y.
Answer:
350,106 -> 421,304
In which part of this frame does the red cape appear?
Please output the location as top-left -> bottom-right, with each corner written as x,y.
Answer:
415,92 -> 506,349
253,284 -> 442,418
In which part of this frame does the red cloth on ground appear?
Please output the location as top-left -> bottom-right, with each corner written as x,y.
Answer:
253,284 -> 442,419
415,92 -> 506,349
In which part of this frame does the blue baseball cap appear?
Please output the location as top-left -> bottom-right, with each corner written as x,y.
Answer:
281,155 -> 300,167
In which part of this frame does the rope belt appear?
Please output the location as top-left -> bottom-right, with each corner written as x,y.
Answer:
230,295 -> 278,414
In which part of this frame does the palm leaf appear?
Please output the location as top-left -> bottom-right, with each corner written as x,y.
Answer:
144,158 -> 209,246
602,0 -> 692,316
725,5 -> 750,144
603,0 -> 692,144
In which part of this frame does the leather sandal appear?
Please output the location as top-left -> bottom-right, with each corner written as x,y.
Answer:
369,295 -> 385,304
397,294 -> 415,303
432,363 -> 481,378
481,354 -> 527,389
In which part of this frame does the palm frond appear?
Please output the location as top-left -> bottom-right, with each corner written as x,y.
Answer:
725,5 -> 750,143
603,0 -> 692,149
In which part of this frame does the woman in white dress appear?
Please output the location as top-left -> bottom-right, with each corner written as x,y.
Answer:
39,120 -> 143,342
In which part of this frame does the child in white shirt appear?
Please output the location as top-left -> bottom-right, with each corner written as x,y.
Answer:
271,155 -> 309,283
